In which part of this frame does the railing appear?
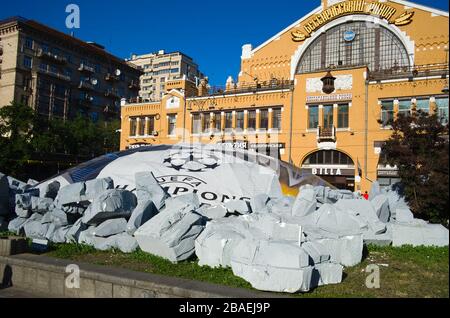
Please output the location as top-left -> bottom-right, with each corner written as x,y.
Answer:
105,73 -> 119,82
36,49 -> 67,64
105,89 -> 120,98
128,81 -> 140,90
317,126 -> 336,142
78,63 -> 95,73
368,63 -> 449,81
78,80 -> 95,90
207,80 -> 294,97
37,68 -> 71,81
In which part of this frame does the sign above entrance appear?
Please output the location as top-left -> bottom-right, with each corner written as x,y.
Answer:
291,0 -> 415,42
306,93 -> 352,103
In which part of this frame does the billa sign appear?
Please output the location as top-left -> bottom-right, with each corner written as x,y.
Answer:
292,0 -> 415,42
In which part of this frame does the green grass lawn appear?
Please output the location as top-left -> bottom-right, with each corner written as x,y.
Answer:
45,243 -> 449,298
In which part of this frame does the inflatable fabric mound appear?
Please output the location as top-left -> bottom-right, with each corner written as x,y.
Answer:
34,144 -> 335,205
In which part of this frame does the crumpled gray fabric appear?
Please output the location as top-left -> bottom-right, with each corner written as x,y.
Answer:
82,190 -> 137,225
31,197 -> 54,214
126,200 -> 159,235
392,220 -> 449,247
371,194 -> 391,223
135,172 -> 169,209
291,185 -> 317,217
224,200 -> 251,215
94,218 -> 127,237
135,193 -> 205,263
196,205 -> 228,220
230,239 -> 313,293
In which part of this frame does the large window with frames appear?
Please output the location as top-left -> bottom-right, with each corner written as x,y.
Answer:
381,101 -> 394,127
297,21 -> 410,74
247,110 -> 256,130
337,104 -> 349,128
192,114 -> 201,134
272,108 -> 282,130
308,106 -> 319,129
259,110 -> 269,130
398,100 -> 412,118
435,97 -> 449,125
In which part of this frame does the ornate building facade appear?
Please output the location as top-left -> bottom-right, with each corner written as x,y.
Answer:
120,0 -> 449,192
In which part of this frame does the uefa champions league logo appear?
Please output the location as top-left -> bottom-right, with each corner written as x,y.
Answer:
163,149 -> 222,172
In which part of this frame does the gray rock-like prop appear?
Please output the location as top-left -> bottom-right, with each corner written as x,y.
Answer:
292,185 -> 317,217
195,219 -> 248,268
314,235 -> 364,267
0,173 -> 10,216
93,233 -> 138,253
82,190 -> 137,225
135,172 -> 169,209
31,197 -> 54,214
48,225 -> 72,243
394,203 -> 415,224
297,204 -> 362,238
24,220 -> 49,240
334,199 -> 386,235
135,194 -> 205,263
7,217 -> 28,234
250,194 -> 270,214
94,218 -> 127,237
267,196 -> 294,216
56,182 -> 86,206
364,224 -> 393,246
196,205 -> 228,220
371,194 -> 391,223
392,221 -> 449,247
312,263 -> 343,287
301,241 -> 331,264
15,193 -> 32,218
44,181 -> 61,200
224,200 -> 251,215
231,239 -> 313,293
127,200 -> 159,235
84,178 -> 114,201
65,218 -> 88,243
369,181 -> 382,201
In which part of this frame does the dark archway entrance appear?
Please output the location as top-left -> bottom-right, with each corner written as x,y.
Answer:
301,150 -> 356,191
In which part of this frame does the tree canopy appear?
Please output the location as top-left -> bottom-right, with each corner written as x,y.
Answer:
382,110 -> 449,224
0,102 -> 120,181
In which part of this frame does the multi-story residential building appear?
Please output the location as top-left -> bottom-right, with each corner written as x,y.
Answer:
120,0 -> 449,193
0,16 -> 142,121
128,50 -> 204,102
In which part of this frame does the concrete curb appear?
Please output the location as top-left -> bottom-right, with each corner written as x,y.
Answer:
0,254 -> 285,298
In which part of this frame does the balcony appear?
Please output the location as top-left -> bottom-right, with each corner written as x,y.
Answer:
317,126 -> 336,143
105,73 -> 119,82
368,63 -> 449,82
207,80 -> 294,97
78,63 -> 95,74
103,105 -> 119,116
36,49 -> 67,65
78,80 -> 95,91
105,89 -> 120,99
37,68 -> 71,82
129,80 -> 140,90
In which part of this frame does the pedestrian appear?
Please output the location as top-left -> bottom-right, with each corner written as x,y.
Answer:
363,191 -> 369,200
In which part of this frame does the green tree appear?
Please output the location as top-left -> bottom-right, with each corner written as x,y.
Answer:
0,102 -> 35,178
382,110 -> 449,224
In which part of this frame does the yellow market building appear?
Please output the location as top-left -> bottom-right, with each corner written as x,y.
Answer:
120,0 -> 449,193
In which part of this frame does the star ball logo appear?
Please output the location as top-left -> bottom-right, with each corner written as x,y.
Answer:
163,149 -> 222,172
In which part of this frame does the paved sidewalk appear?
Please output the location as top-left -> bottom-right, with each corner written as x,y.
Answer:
0,286 -> 53,298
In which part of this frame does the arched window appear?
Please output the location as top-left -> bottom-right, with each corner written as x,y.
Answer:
303,150 -> 354,166
297,21 -> 410,74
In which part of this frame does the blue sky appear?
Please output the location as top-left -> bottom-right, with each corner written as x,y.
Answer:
1,0 -> 448,86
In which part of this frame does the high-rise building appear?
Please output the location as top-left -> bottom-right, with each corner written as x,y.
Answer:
128,50 -> 204,102
0,17 -> 142,121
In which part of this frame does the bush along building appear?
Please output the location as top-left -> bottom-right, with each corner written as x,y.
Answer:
120,0 -> 449,193
0,17 -> 142,122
